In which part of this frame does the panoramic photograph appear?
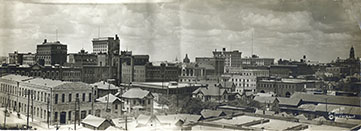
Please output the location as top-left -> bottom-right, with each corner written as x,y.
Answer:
0,0 -> 360,130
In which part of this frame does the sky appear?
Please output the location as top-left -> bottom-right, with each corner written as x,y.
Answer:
0,0 -> 361,63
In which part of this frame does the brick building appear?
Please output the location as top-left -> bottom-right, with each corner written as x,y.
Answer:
36,39 -> 67,66
257,78 -> 323,97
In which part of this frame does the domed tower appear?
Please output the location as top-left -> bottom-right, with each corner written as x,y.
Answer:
349,46 -> 355,59
183,54 -> 190,63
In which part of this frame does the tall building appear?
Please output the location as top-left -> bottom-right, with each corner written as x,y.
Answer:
36,39 -> 67,65
92,35 -> 120,55
213,48 -> 242,72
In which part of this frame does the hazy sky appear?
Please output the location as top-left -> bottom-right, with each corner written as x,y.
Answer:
1,0 -> 360,63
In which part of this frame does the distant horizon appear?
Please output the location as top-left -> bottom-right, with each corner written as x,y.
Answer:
1,0 -> 360,63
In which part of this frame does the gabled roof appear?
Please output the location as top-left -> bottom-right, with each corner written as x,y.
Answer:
291,92 -> 361,106
96,93 -> 122,103
91,81 -> 119,90
121,88 -> 152,99
298,104 -> 317,111
277,97 -> 301,106
81,115 -> 109,128
192,86 -> 227,96
253,96 -> 277,103
156,114 -> 201,125
200,109 -> 225,119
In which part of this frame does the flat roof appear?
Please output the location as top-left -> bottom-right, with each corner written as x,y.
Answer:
131,82 -> 206,89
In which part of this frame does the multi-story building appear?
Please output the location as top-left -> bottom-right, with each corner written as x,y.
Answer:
67,49 -> 97,66
119,88 -> 153,114
241,55 -> 274,67
195,57 -> 224,76
92,35 -> 120,55
213,48 -> 242,72
23,53 -> 36,65
227,69 -> 269,93
8,51 -> 24,65
120,51 -> 149,83
36,39 -> 67,66
145,62 -> 179,82
256,78 -> 323,97
0,74 -> 95,125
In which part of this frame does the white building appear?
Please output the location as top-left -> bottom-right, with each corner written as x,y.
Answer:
228,69 -> 269,93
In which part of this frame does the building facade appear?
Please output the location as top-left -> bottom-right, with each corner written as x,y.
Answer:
213,48 -> 242,72
36,39 -> 67,66
257,78 -> 323,97
0,74 -> 95,125
227,69 -> 269,93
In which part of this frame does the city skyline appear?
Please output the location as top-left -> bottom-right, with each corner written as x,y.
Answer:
1,0 -> 361,63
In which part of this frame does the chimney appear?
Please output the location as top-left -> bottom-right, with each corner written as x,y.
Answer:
43,39 -> 47,44
223,48 -> 226,52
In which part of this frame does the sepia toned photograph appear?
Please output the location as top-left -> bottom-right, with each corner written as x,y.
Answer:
0,0 -> 360,130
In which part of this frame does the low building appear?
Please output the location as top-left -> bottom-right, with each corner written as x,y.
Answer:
81,115 -> 115,130
290,92 -> 361,107
91,81 -> 122,98
94,93 -> 124,118
256,78 -> 323,97
120,88 -> 154,114
200,109 -> 226,119
192,84 -> 229,102
253,96 -> 279,111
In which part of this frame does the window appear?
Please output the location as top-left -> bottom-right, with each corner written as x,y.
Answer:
54,94 -> 58,104
68,111 -> 71,120
88,93 -> 92,102
61,94 -> 65,103
69,94 -> 72,102
54,112 -> 58,121
115,104 -> 118,109
82,93 -> 85,101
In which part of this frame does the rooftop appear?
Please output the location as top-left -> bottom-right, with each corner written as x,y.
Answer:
277,97 -> 301,106
131,82 -> 205,89
121,88 -> 151,99
253,96 -> 277,103
291,92 -> 361,106
91,81 -> 119,90
81,115 -> 108,128
0,74 -> 33,82
96,93 -> 122,103
192,86 -> 227,96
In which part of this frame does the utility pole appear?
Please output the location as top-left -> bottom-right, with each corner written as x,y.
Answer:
3,92 -> 9,129
47,97 -> 49,128
77,98 -> 80,126
16,82 -> 20,117
26,90 -> 30,129
31,90 -> 33,122
74,96 -> 77,130
124,115 -> 127,131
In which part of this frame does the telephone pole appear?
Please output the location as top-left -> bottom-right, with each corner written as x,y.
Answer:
26,90 -> 30,129
31,91 -> 33,122
3,92 -> 10,129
